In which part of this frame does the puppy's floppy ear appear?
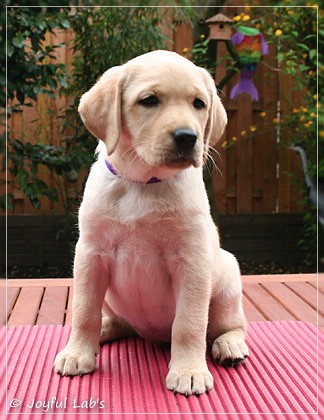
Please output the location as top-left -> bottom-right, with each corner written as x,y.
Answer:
203,70 -> 227,149
78,66 -> 123,155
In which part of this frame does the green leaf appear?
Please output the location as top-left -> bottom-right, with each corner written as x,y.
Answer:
30,197 -> 41,209
46,77 -> 57,90
0,194 -> 14,211
33,85 -> 43,95
44,90 -> 56,99
277,52 -> 285,63
38,21 -> 47,31
12,33 -> 25,48
297,43 -> 310,52
309,49 -> 317,60
17,169 -> 28,188
7,44 -> 14,57
60,19 -> 70,29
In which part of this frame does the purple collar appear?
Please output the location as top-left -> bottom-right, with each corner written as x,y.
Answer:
105,160 -> 161,184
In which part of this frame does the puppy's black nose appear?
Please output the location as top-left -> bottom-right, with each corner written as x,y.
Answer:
172,128 -> 197,153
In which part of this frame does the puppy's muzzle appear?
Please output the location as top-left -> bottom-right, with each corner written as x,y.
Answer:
172,128 -> 197,154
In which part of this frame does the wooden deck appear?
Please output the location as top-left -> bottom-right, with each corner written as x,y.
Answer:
2,273 -> 324,328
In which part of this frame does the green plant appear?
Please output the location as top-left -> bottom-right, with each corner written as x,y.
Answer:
4,3 -> 72,210
190,3 -> 322,269
189,34 -> 216,77
5,6 -> 192,213
250,2 -> 322,270
6,13 -> 70,109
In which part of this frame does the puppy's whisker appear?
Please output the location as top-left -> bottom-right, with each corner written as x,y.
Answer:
208,145 -> 222,161
119,146 -> 139,164
119,138 -> 157,162
203,154 -> 214,178
204,151 -> 222,177
204,159 -> 213,178
206,146 -> 222,176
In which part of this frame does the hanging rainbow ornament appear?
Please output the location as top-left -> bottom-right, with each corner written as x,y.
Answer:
230,25 -> 269,101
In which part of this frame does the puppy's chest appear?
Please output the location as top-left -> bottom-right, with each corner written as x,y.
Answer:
100,217 -> 183,293
98,218 -> 183,270
99,219 -> 182,339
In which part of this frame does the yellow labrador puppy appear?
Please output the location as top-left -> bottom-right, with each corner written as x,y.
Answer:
54,50 -> 248,396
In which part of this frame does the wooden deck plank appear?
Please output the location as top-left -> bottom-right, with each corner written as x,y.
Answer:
241,273 -> 317,283
8,287 -> 44,326
36,286 -> 69,325
6,287 -> 20,323
0,286 -> 5,326
242,293 -> 267,322
285,281 -> 317,311
7,278 -> 73,287
317,279 -> 324,294
314,279 -> 324,321
285,281 -> 324,326
243,283 -> 297,321
261,282 -> 317,324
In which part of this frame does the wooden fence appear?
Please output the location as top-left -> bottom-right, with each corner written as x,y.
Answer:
4,6 -> 305,216
213,39 -> 304,214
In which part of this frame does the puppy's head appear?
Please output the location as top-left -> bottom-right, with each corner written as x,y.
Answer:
78,50 -> 227,178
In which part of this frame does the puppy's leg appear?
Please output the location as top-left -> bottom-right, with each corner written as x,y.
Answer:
208,249 -> 249,367
166,260 -> 213,396
100,301 -> 137,343
54,240 -> 108,376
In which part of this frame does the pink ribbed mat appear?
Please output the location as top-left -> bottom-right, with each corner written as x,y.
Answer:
1,321 -> 323,419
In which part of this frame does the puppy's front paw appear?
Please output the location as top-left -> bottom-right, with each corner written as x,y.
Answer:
54,347 -> 97,376
212,332 -> 249,367
166,364 -> 213,396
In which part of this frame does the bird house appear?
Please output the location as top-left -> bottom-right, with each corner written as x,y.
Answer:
206,13 -> 233,41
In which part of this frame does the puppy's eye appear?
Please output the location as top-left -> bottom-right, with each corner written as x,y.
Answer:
139,95 -> 159,107
193,98 -> 206,110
